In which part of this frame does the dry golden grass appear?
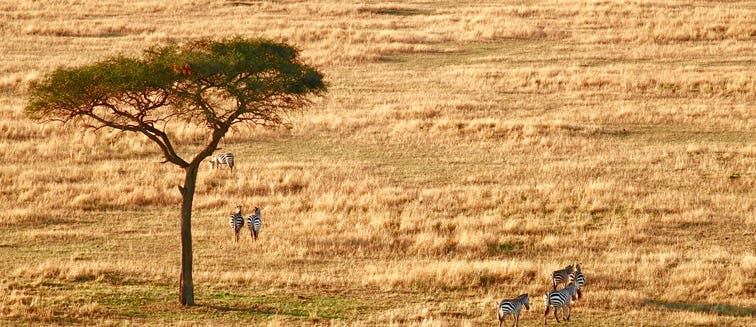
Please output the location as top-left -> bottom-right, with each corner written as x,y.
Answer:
1,0 -> 755,325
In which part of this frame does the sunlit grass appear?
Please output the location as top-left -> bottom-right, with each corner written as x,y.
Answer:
0,0 -> 754,325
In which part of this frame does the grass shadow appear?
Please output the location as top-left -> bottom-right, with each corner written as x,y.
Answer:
645,300 -> 756,318
357,7 -> 430,16
487,242 -> 515,254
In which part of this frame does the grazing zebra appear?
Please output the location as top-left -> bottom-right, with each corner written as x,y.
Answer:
497,293 -> 530,327
550,264 -> 574,290
544,283 -> 579,325
569,263 -> 585,299
247,206 -> 262,241
229,205 -> 244,242
209,153 -> 235,170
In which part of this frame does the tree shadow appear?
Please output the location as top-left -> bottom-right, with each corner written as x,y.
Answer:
198,303 -> 289,317
195,291 -> 354,320
645,300 -> 756,318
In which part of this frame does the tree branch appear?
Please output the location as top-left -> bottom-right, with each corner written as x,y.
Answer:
83,109 -> 188,167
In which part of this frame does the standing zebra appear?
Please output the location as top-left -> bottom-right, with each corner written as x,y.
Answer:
229,205 -> 244,242
209,153 -> 235,170
550,264 -> 574,290
247,206 -> 262,241
544,282 -> 579,325
497,293 -> 530,327
569,263 -> 585,299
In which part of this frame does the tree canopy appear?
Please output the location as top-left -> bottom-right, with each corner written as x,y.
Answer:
26,38 -> 326,167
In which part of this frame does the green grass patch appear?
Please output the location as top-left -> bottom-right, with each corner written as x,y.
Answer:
93,284 -> 364,321
4,279 -> 366,324
202,291 -> 361,320
487,242 -> 515,254
645,300 -> 756,318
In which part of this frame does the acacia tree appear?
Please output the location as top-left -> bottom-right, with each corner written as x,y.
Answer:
25,38 -> 326,306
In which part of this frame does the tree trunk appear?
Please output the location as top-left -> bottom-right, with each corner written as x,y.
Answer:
178,163 -> 199,306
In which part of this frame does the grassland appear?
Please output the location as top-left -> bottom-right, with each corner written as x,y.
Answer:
1,0 -> 755,325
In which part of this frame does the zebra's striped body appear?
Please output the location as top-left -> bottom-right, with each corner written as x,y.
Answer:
551,264 -> 574,290
229,205 -> 244,242
247,207 -> 262,241
569,263 -> 585,299
544,283 -> 578,325
497,293 -> 530,327
209,153 -> 235,170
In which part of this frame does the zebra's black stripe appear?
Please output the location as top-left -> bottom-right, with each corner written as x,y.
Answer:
569,263 -> 585,290
569,264 -> 585,301
498,293 -> 529,327
210,153 -> 235,170
570,271 -> 585,288
229,205 -> 244,242
544,283 -> 578,325
247,207 -> 262,241
551,264 -> 574,290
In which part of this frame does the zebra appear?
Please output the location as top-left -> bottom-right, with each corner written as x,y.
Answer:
543,282 -> 579,325
209,153 -> 234,170
569,263 -> 585,299
497,293 -> 530,327
247,206 -> 262,241
229,205 -> 244,242
550,264 -> 574,290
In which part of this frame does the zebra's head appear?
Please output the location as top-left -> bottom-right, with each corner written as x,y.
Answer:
565,264 -> 574,272
521,293 -> 530,310
575,263 -> 581,272
235,205 -> 242,214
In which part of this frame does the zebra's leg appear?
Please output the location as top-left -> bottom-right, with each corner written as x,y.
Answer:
513,312 -> 518,327
554,306 -> 560,323
544,305 -> 550,325
566,304 -> 571,321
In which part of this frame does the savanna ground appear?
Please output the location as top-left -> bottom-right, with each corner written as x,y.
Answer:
1,0 -> 755,325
